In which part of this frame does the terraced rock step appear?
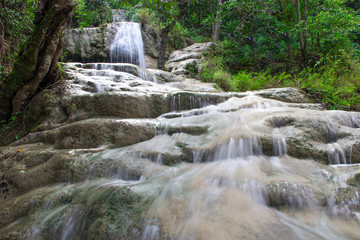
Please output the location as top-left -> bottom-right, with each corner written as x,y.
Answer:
1,48 -> 360,239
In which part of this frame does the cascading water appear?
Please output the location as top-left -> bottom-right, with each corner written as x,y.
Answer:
110,22 -> 146,68
2,39 -> 360,239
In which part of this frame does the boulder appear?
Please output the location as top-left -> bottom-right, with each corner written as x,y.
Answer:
165,42 -> 214,75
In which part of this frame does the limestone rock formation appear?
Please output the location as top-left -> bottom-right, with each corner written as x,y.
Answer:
165,42 -> 214,75
1,44 -> 360,239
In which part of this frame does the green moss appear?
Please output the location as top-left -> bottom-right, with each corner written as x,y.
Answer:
347,173 -> 360,187
184,60 -> 198,78
84,186 -> 154,239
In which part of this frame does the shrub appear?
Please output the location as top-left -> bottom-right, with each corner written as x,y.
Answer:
298,58 -> 360,111
73,0 -> 113,28
199,67 -> 214,83
213,70 -> 234,91
232,71 -> 252,91
199,41 -> 360,111
168,23 -> 189,51
134,8 -> 156,26
199,54 -> 228,82
184,61 -> 198,78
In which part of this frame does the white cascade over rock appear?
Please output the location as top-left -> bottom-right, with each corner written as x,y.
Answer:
110,22 -> 146,68
1,43 -> 360,240
62,20 -> 160,68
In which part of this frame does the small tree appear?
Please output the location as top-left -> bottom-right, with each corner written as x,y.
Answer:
141,0 -> 182,69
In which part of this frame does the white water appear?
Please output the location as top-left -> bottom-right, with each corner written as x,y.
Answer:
110,22 -> 146,68
11,74 -> 360,240
4,37 -> 360,239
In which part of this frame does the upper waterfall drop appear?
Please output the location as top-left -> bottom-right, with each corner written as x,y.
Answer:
110,22 -> 146,68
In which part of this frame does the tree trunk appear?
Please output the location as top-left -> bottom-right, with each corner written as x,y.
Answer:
157,23 -> 174,70
213,0 -> 222,42
0,0 -> 74,122
0,0 -> 7,69
295,0 -> 305,67
303,0 -> 308,55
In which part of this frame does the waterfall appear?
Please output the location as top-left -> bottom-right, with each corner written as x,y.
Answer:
110,22 -> 146,68
4,40 -> 360,240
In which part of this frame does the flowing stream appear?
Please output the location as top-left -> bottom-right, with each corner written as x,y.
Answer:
1,16 -> 360,240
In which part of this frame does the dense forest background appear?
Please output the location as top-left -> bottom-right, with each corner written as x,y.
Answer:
1,0 -> 360,112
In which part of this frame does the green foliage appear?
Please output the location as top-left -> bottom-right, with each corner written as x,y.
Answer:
199,51 -> 228,83
177,0 -> 218,41
0,0 -> 37,75
72,0 -> 113,28
217,40 -> 252,73
168,22 -> 189,51
200,45 -> 360,111
213,70 -> 234,91
232,71 -> 278,92
213,0 -> 360,71
140,0 -> 180,29
231,71 -> 253,91
9,111 -> 21,122
134,8 -> 158,27
0,111 -> 26,144
307,1 -> 359,55
0,111 -> 21,128
107,0 -> 140,9
199,48 -> 237,90
299,59 -> 360,110
184,61 -> 198,78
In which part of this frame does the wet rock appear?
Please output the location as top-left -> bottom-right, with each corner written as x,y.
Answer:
5,153 -> 68,192
266,182 -> 317,209
166,59 -> 202,76
166,125 -> 209,136
63,26 -> 109,62
327,187 -> 360,221
40,119 -> 157,149
286,139 -> 328,164
347,172 -> 360,187
63,93 -> 170,121
168,91 -> 229,111
3,43 -> 360,239
347,141 -> 360,164
81,63 -> 157,82
141,24 -> 161,68
254,88 -> 310,103
147,69 -> 183,83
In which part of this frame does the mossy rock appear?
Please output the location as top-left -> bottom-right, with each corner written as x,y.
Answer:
347,173 -> 360,187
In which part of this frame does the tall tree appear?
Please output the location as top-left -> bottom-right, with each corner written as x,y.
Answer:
141,0 -> 181,69
213,0 -> 222,42
0,0 -> 75,122
303,0 -> 308,54
296,0 -> 306,67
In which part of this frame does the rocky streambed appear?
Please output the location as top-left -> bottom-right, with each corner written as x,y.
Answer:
1,43 -> 360,239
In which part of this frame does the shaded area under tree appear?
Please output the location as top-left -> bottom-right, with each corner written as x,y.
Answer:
0,0 -> 75,122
